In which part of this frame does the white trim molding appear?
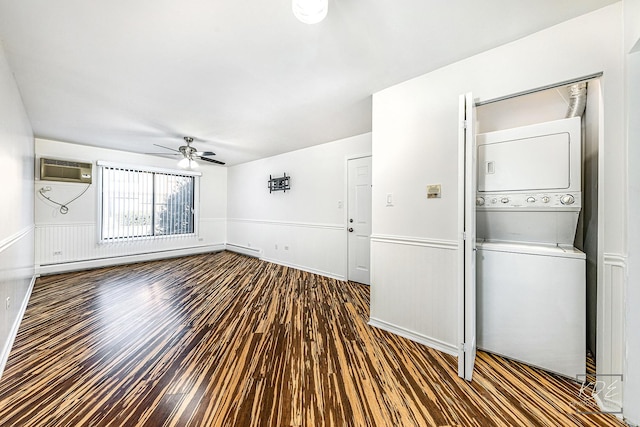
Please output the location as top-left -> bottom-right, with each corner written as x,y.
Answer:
370,234 -> 458,250
0,225 -> 34,252
225,243 -> 262,258
597,252 -> 626,415
369,317 -> 458,357
200,217 -> 226,224
225,243 -> 346,281
604,253 -> 627,267
345,152 -> 372,161
261,256 -> 346,281
227,218 -> 344,231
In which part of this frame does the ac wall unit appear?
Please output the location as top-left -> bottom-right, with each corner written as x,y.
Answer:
40,158 -> 92,184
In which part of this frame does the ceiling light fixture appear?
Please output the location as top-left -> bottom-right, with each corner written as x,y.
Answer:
178,156 -> 198,169
292,0 -> 328,24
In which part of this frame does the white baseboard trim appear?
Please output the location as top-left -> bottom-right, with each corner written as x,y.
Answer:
36,244 -> 226,275
261,256 -> 346,281
225,243 -> 346,281
593,393 -> 624,420
368,317 -> 458,357
0,274 -> 36,379
225,243 -> 262,258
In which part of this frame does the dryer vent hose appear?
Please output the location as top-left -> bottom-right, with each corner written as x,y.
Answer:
566,82 -> 587,118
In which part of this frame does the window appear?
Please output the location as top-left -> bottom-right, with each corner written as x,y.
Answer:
99,163 -> 199,241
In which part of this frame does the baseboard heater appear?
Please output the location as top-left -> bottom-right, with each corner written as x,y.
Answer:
37,244 -> 225,275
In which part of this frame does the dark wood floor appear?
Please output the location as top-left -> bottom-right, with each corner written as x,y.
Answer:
0,251 -> 625,426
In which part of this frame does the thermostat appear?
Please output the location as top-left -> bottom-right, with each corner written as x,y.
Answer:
427,184 -> 441,199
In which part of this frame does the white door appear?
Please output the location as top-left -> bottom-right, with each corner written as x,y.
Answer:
458,92 -> 477,381
347,156 -> 372,285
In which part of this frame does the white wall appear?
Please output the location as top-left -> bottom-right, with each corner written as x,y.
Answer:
0,42 -> 35,376
371,3 -> 625,364
624,1 -> 640,424
624,17 -> 640,426
35,139 -> 227,274
626,0 -> 640,52
227,133 -> 371,280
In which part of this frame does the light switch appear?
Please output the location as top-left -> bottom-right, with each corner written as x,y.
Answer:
386,193 -> 393,206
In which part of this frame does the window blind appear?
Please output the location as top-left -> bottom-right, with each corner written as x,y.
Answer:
99,164 -> 196,241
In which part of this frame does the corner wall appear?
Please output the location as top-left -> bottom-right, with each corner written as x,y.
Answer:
0,42 -> 35,376
35,139 -> 227,274
625,0 -> 640,52
623,0 -> 640,418
226,133 -> 371,280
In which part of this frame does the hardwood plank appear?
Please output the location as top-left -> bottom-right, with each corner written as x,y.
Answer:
0,251 -> 625,426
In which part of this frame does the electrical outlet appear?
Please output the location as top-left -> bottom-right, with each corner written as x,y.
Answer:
284,245 -> 289,251
275,244 -> 278,250
53,250 -> 62,256
247,243 -> 251,247
6,297 -> 10,310
198,237 -> 204,241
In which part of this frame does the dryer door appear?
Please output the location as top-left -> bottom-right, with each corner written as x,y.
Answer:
478,132 -> 570,192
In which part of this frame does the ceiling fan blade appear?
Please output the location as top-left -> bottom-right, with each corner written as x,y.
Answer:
194,151 -> 216,156
145,152 -> 182,156
153,143 -> 180,153
198,156 -> 226,165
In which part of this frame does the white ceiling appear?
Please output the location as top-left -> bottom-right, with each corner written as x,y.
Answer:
0,0 -> 617,166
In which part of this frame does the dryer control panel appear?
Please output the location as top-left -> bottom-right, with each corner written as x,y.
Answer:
476,192 -> 581,209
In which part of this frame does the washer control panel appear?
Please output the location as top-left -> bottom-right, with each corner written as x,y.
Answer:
476,192 -> 581,208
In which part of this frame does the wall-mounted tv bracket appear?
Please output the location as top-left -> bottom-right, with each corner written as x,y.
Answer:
268,174 -> 290,193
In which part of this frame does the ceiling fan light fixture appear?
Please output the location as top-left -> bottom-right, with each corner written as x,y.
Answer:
292,0 -> 328,24
178,157 -> 198,169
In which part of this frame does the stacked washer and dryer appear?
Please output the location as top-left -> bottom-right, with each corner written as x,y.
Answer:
475,116 -> 585,379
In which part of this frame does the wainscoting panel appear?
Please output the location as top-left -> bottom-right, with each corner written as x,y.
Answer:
597,253 -> 626,413
36,222 -> 96,265
199,218 -> 226,245
227,219 -> 347,280
35,218 -> 226,273
370,235 -> 459,352
0,226 -> 35,377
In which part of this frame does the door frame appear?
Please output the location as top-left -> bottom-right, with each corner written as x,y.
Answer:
457,93 -> 466,378
344,153 -> 372,282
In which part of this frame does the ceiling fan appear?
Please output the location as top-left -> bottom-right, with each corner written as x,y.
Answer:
151,136 -> 225,167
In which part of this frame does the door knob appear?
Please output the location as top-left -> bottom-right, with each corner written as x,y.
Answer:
348,227 -> 354,232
